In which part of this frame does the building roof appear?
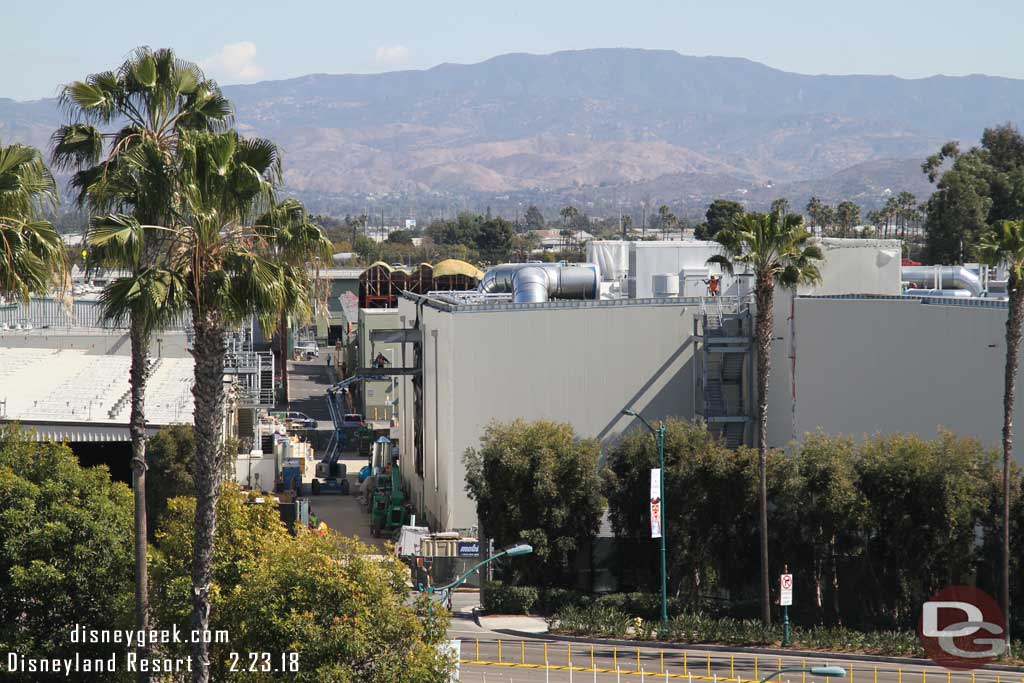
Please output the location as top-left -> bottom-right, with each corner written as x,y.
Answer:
0,347 -> 195,427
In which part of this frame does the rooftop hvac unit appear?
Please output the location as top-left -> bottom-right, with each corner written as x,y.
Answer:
652,273 -> 680,298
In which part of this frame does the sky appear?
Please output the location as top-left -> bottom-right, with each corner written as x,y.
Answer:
4,0 -> 1023,101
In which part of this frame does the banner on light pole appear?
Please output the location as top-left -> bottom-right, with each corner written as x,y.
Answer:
650,468 -> 662,539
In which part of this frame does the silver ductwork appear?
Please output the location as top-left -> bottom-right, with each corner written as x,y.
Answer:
902,266 -> 982,297
479,263 -> 600,303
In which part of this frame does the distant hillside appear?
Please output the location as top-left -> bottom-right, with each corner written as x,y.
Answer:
2,48 -> 1021,213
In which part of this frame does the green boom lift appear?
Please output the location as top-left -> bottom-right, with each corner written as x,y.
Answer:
369,465 -> 407,537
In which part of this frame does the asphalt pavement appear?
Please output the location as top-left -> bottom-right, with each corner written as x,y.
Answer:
453,635 -> 1019,683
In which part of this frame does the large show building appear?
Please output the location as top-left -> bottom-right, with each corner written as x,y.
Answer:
375,238 -> 1023,531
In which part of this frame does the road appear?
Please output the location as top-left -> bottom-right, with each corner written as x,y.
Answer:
283,355 -> 388,549
452,632 -> 1020,683
286,356 -> 337,430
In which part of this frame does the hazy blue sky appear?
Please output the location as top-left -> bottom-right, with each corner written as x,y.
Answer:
4,0 -> 1022,100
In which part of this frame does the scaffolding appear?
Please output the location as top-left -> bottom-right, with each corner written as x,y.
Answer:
694,296 -> 753,449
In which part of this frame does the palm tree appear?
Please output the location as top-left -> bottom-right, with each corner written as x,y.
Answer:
708,211 -> 824,625
170,128 -> 325,683
978,219 -> 1024,646
0,140 -> 66,301
51,48 -> 232,681
258,198 -> 333,379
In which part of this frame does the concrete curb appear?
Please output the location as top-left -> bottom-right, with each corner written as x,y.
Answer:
488,629 -> 1024,674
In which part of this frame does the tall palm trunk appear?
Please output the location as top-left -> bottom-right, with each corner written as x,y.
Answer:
128,314 -> 151,683
279,309 -> 289,404
190,311 -> 226,683
754,274 -> 774,626
1002,272 -> 1022,649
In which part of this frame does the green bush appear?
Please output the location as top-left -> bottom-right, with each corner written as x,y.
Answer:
548,604 -> 925,656
547,605 -> 631,638
482,581 -> 538,614
538,587 -> 589,614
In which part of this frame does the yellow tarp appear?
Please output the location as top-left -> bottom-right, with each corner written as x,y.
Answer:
432,259 -> 484,281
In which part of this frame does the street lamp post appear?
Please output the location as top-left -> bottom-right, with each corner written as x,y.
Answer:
420,543 -> 534,611
622,409 -> 668,635
759,666 -> 846,683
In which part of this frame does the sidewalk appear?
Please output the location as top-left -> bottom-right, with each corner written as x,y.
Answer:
478,614 -> 550,634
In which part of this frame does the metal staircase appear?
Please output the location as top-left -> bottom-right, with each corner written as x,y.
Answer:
696,296 -> 753,449
224,324 -> 275,409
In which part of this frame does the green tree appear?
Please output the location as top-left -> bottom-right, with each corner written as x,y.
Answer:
0,426 -> 133,681
93,128 -> 323,683
922,125 -> 1024,263
856,432 -> 997,623
0,140 -> 66,302
708,211 -> 823,625
427,212 -> 481,247
387,229 -> 414,245
770,198 -> 790,218
603,419 -> 760,598
704,199 -> 745,240
805,196 -> 823,231
150,485 -> 453,682
979,219 -> 1024,633
773,434 -> 865,623
524,204 -> 545,230
464,420 -> 603,588
476,216 -> 515,263
656,205 -> 677,240
835,201 -> 861,237
168,128 -> 325,683
51,49 -> 231,676
145,425 -> 195,540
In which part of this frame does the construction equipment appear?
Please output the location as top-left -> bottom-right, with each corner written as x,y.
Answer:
311,456 -> 349,495
324,374 -> 374,460
369,464 -> 408,537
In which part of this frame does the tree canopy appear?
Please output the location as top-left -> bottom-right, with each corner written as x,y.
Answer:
922,124 -> 1024,263
698,199 -> 745,240
150,484 -> 453,682
464,420 -> 603,588
0,426 -> 134,675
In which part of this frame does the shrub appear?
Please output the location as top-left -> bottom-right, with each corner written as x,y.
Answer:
538,587 -> 589,615
482,581 -> 539,615
547,605 -> 631,638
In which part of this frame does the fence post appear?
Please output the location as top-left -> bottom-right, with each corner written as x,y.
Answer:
897,669 -> 901,683
874,667 -> 878,683
755,656 -> 759,679
522,640 -> 525,664
802,659 -> 807,683
731,656 -> 735,679
498,639 -> 502,663
684,652 -> 688,674
475,638 -> 479,661
707,653 -> 711,676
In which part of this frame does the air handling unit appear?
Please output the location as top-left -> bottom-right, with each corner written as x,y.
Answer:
478,262 -> 601,303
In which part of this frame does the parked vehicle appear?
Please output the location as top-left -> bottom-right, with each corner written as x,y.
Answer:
284,411 -> 318,430
341,413 -> 364,428
295,342 -> 319,359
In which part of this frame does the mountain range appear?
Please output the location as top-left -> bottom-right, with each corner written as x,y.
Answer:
2,48 -> 1023,217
